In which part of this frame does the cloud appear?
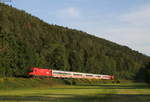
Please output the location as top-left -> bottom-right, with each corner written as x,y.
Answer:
58,7 -> 81,18
107,5 -> 150,55
120,5 -> 150,26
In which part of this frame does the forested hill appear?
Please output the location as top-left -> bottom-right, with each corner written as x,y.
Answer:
0,3 -> 150,79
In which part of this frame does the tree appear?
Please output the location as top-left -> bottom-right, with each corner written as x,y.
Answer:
145,62 -> 150,84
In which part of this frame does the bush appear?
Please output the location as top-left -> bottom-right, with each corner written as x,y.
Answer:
145,69 -> 150,84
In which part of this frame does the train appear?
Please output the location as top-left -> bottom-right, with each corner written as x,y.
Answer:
28,67 -> 114,80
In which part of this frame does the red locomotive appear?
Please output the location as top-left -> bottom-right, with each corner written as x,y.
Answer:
29,67 -> 114,80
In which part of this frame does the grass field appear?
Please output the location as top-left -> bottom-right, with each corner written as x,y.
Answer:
0,82 -> 150,102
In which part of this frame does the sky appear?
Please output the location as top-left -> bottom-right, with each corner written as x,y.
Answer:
3,0 -> 150,56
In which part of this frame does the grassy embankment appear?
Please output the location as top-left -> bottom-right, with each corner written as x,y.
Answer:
0,77 -> 118,90
0,78 -> 150,102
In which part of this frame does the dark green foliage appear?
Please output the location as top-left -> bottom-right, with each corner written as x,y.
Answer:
146,70 -> 150,84
144,62 -> 150,84
135,62 -> 150,84
0,3 -> 150,79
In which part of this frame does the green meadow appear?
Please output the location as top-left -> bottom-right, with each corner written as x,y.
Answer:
0,78 -> 149,102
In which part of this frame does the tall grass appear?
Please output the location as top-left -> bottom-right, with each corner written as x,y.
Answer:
0,81 -> 149,102
0,77 -> 120,90
0,78 -> 67,90
1,77 -> 142,90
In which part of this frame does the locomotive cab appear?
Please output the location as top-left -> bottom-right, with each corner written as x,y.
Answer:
28,67 -> 52,77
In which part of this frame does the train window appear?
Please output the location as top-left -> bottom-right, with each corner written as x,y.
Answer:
86,74 -> 93,77
95,76 -> 101,77
62,73 -> 71,75
73,73 -> 82,76
53,72 -> 71,75
53,72 -> 60,74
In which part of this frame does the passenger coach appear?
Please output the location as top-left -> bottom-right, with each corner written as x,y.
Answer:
29,67 -> 114,80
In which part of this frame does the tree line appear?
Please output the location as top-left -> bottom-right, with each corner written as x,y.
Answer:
0,3 -> 150,80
